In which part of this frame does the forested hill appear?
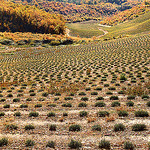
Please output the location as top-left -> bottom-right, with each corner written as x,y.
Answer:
0,1 -> 66,34
10,0 -> 143,22
14,0 -> 140,5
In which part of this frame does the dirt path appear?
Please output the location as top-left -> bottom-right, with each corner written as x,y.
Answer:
97,28 -> 108,38
66,28 -> 70,37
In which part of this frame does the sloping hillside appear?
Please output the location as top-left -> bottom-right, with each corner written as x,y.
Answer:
100,11 -> 150,39
100,4 -> 148,26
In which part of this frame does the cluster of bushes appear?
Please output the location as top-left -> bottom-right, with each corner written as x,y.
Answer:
0,38 -> 74,46
3,122 -> 147,133
0,136 -> 149,149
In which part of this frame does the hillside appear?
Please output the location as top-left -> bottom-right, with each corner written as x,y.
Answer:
11,0 -> 143,22
0,33 -> 149,149
0,1 -> 66,34
0,0 -> 150,149
66,11 -> 150,39
100,11 -> 150,39
100,3 -> 149,26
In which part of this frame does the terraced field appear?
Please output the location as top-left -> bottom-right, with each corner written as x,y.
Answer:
0,34 -> 149,149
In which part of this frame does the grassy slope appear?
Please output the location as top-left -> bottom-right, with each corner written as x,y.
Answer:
66,11 -> 150,39
101,11 -> 150,39
67,21 -> 104,38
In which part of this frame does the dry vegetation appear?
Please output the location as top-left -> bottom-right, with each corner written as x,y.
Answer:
0,34 -> 149,149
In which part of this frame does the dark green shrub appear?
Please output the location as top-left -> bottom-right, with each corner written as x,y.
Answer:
7,94 -> 13,97
68,139 -> 82,149
30,93 -> 36,96
106,91 -> 113,95
110,96 -> 119,100
47,112 -> 55,117
0,138 -> 8,147
132,124 -> 146,131
14,112 -> 21,116
99,139 -> 111,149
63,112 -> 68,116
20,104 -> 28,108
48,103 -> 56,107
118,90 -> 124,94
65,97 -> 73,100
111,101 -> 120,107
35,104 -> 42,107
85,87 -> 91,91
55,92 -> 61,96
142,95 -> 149,99
115,83 -> 120,86
29,89 -> 34,93
104,84 -> 109,87
95,87 -> 102,91
25,139 -> 34,147
95,102 -> 106,107
26,98 -> 32,101
42,92 -> 49,97
62,103 -> 72,107
126,101 -> 134,107
18,89 -> 23,93
5,124 -> 18,130
0,112 -> 5,116
91,92 -> 98,95
54,97 -> 59,101
3,104 -> 10,108
147,101 -> 150,107
69,93 -> 75,96
124,141 -> 134,150
78,102 -> 87,107
13,98 -> 20,102
25,125 -> 35,130
97,111 -> 109,117
148,142 -> 150,150
29,112 -> 39,117
46,141 -> 55,148
135,110 -> 149,117
0,99 -> 5,102
118,110 -> 128,117
81,97 -> 88,101
108,87 -> 116,90
114,123 -> 125,132
127,95 -> 135,100
69,124 -> 81,132
49,124 -> 56,131
32,83 -> 36,86
96,97 -> 104,100
22,84 -> 27,86
79,92 -> 86,96
120,74 -> 127,81
79,111 -> 87,117
92,125 -> 101,131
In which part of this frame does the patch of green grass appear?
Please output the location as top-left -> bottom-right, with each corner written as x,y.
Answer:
67,22 -> 103,38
